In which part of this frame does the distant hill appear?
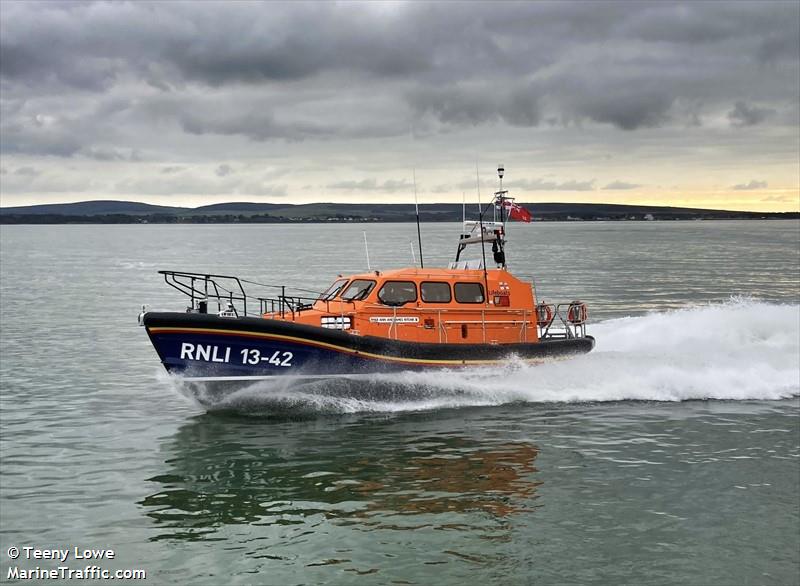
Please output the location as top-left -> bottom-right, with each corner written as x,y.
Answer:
0,200 -> 796,223
191,202 -> 287,215
0,200 -> 188,215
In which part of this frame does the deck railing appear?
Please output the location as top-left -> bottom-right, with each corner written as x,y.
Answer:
158,270 -> 347,319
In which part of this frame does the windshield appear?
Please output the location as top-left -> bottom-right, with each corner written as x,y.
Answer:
341,279 -> 376,301
320,278 -> 348,300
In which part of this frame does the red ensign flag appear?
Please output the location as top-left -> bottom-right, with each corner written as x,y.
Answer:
501,200 -> 532,222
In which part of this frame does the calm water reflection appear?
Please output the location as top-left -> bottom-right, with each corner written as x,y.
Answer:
142,413 -> 542,542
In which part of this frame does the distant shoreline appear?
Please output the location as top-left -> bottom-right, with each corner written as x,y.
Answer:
1,200 -> 796,224
2,215 -> 797,225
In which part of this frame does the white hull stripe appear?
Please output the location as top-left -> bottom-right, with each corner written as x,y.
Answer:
178,373 -> 381,382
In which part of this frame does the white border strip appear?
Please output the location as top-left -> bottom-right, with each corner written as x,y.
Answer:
178,373 -> 377,382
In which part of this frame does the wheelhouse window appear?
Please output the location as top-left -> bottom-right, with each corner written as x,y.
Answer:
341,279 -> 376,301
454,282 -> 485,304
421,281 -> 451,303
320,278 -> 348,300
377,281 -> 417,305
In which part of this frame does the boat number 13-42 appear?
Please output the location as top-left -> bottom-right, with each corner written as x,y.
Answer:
241,349 -> 293,367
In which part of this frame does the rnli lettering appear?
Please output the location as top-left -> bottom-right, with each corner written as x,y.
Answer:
178,343 -> 292,367
180,343 -> 230,363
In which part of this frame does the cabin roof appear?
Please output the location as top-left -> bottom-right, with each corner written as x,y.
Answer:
341,267 -> 512,281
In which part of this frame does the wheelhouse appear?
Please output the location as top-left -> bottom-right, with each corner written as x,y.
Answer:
259,267 -> 539,345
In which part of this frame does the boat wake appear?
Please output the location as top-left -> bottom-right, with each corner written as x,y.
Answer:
166,299 -> 800,414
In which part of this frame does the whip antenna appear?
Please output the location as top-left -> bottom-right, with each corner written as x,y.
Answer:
363,231 -> 371,270
476,163 -> 489,303
413,168 -> 424,269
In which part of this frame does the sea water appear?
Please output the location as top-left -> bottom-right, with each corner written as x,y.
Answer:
0,221 -> 798,585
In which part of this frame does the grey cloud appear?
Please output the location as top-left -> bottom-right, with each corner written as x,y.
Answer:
760,194 -> 795,203
176,102 -> 402,143
757,26 -> 800,63
113,174 -> 288,197
216,164 -> 234,177
430,184 -> 453,194
0,115 -> 84,156
732,179 -> 768,190
179,110 -> 324,142
13,166 -> 40,176
0,1 -> 431,90
80,147 -> 143,161
603,181 -> 641,190
556,79 -> 676,130
410,84 -> 541,128
327,178 -> 413,193
581,93 -> 673,131
509,178 -> 596,192
728,101 -> 775,127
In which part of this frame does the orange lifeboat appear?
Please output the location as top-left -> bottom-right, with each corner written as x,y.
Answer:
140,165 -> 595,384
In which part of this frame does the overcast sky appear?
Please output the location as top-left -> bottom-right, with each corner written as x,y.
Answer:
1,1 -> 798,211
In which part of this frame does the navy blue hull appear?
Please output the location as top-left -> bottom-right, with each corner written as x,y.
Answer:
143,312 -> 594,379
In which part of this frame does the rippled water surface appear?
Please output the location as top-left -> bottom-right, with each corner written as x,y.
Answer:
1,221 -> 798,585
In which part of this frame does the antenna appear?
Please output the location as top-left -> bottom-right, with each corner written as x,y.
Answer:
410,241 -> 417,265
476,163 -> 489,304
462,191 -> 466,224
413,168 -> 424,269
363,231 -> 371,270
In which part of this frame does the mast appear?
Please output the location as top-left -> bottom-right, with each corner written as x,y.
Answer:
491,163 -> 507,269
497,163 -> 506,226
451,164 -> 511,274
